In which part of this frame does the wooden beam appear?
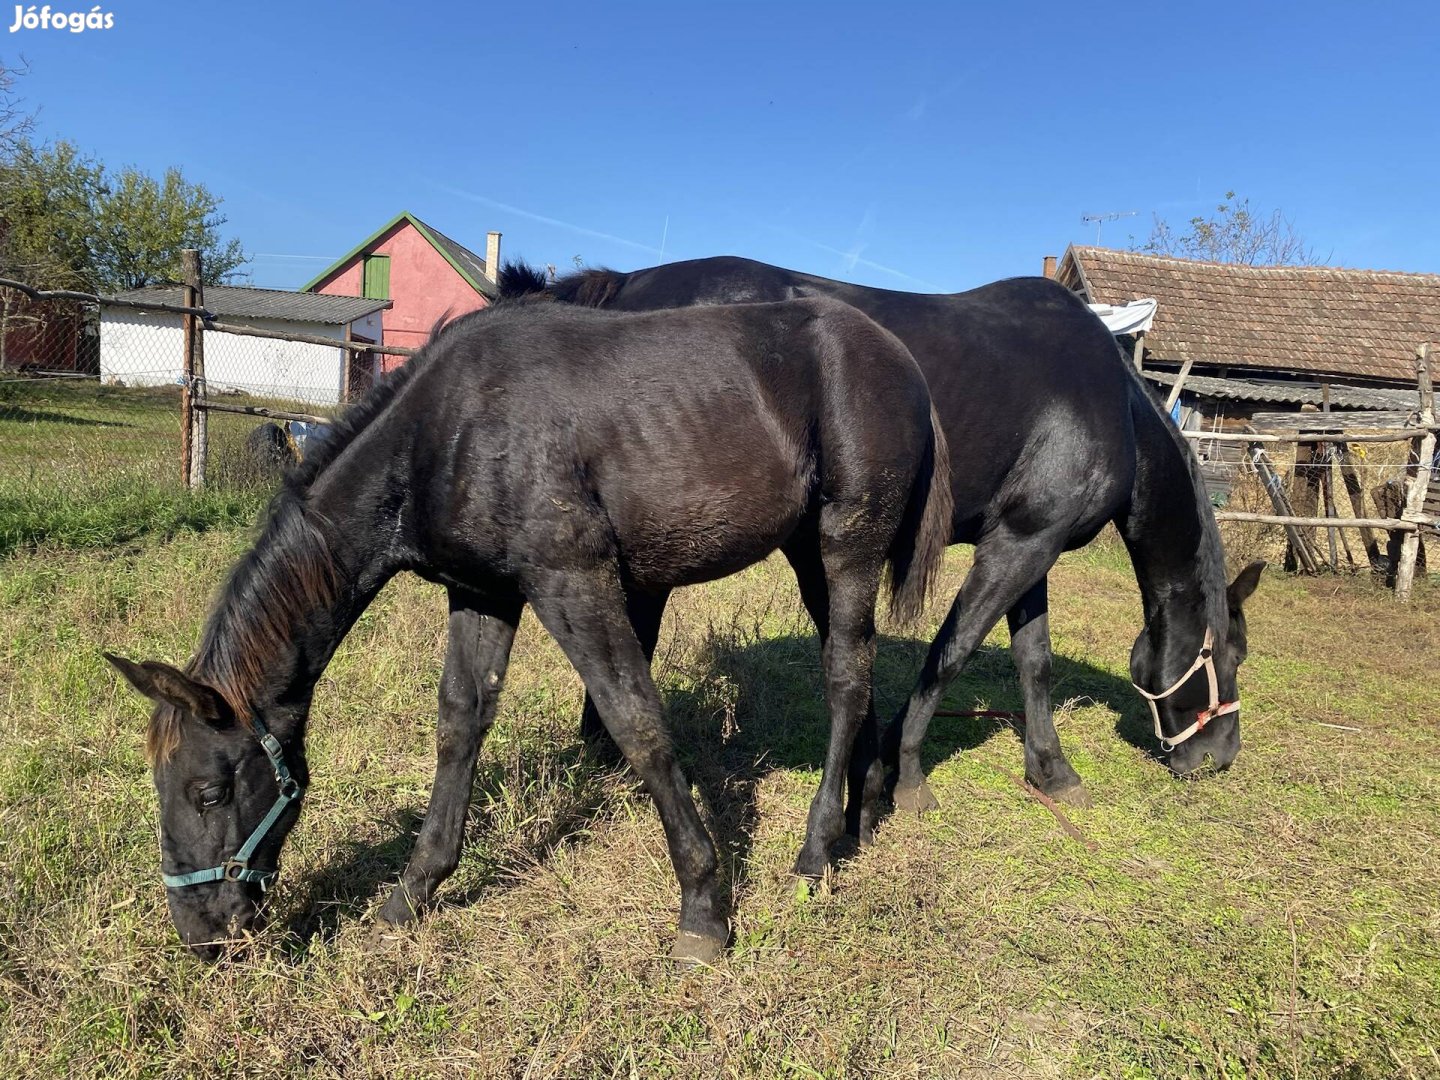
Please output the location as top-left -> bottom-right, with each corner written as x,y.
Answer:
1245,443 -> 1321,573
1182,428 -> 1439,444
195,400 -> 335,426
1215,511 -> 1426,531
180,252 -> 196,487
1163,357 -> 1194,413
1395,343 -> 1436,601
183,251 -> 207,490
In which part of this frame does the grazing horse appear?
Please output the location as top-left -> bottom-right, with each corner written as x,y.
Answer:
106,298 -> 952,964
500,257 -> 1265,814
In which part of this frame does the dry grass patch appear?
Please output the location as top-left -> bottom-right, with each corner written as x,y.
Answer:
2,530 -> 1438,1077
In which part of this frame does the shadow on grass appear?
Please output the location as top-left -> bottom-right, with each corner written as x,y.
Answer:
663,629 -> 1138,904
0,406 -> 132,427
1113,706 -> 1169,764
284,808 -> 425,949
290,625 -> 1139,950
285,744 -> 624,950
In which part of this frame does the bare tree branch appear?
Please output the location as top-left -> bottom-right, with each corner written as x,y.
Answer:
1136,191 -> 1323,266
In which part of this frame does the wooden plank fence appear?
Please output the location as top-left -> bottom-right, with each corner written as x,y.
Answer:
1185,342 -> 1436,601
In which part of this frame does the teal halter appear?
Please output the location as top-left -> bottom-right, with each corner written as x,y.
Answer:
161,716 -> 302,891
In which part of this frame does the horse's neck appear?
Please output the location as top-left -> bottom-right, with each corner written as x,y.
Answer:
194,450 -> 405,719
1120,396 -> 1224,629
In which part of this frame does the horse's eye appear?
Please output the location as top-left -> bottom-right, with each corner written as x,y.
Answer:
198,786 -> 229,810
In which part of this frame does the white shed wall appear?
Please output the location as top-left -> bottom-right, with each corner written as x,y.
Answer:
100,311 -> 349,406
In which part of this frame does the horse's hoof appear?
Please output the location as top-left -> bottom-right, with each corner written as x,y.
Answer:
379,888 -> 422,926
1046,781 -> 1092,809
671,930 -> 725,967
791,846 -> 832,881
892,780 -> 940,815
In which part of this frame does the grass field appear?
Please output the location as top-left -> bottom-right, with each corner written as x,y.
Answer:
2,509 -> 1438,1077
0,378 -> 308,556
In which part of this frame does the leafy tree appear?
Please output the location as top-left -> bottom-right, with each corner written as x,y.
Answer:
0,140 -> 104,289
0,138 -> 247,291
1139,191 -> 1322,266
91,166 -> 247,289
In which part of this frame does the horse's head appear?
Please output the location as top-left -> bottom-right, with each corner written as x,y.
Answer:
1129,561 -> 1264,776
105,653 -> 307,960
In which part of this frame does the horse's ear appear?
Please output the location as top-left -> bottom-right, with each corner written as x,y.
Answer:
103,653 -> 231,725
1227,561 -> 1266,612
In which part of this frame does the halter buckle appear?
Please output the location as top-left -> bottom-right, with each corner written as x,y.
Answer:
1133,627 -> 1238,751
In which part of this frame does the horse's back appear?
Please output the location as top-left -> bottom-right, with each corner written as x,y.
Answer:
411,299 -> 928,589
594,260 -> 1140,546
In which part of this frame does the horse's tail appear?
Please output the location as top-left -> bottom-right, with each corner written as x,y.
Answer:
887,401 -> 953,623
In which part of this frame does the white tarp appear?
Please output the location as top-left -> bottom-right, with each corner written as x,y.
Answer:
1087,297 -> 1157,336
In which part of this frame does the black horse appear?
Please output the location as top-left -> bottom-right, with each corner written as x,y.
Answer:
500,257 -> 1265,812
106,298 -> 952,963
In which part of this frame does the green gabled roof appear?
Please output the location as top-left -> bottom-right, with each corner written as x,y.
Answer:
300,210 -> 497,298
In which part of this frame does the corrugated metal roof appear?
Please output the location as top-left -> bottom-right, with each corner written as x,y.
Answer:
1144,370 -> 1419,410
110,284 -> 391,325
1058,245 -> 1439,383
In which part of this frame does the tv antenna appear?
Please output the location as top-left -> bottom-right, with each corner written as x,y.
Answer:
1081,210 -> 1137,245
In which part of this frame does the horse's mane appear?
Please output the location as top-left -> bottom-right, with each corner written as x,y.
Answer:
1122,355 -> 1231,634
147,323 -> 456,762
498,259 -> 626,308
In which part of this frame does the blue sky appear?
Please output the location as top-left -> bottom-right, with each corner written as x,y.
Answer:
8,0 -> 1440,291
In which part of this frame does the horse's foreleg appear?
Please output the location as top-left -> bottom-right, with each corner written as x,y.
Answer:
529,578 -> 727,966
1007,577 -> 1089,807
578,588 -> 670,758
380,590 -> 522,924
882,531 -> 1066,814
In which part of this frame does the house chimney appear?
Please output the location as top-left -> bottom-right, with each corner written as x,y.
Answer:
485,231 -> 502,283
1042,255 -> 1057,279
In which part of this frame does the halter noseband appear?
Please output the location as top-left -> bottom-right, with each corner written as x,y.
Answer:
1131,627 -> 1239,752
161,715 -> 302,891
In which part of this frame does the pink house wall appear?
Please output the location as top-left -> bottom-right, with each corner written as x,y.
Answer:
312,220 -> 489,373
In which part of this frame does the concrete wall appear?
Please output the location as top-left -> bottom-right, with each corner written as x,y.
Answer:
100,310 -> 349,406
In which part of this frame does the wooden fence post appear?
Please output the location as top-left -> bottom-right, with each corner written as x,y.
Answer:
1247,441 -> 1321,574
1395,343 -> 1435,601
182,250 -> 207,490
180,261 -> 194,485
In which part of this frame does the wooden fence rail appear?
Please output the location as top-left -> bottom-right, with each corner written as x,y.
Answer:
1182,343 -> 1435,600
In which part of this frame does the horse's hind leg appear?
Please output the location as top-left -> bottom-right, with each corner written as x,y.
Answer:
1008,577 -> 1088,807
579,588 -> 670,758
381,589 -> 523,924
784,542 -> 882,849
791,537 -> 884,880
528,578 -> 727,965
882,529 -> 1069,813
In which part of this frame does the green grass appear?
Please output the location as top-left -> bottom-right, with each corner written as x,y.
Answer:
0,378 -> 285,555
2,523 -> 1438,1078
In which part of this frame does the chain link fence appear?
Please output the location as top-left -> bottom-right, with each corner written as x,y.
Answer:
2,287 -> 182,517
0,279 -> 410,498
